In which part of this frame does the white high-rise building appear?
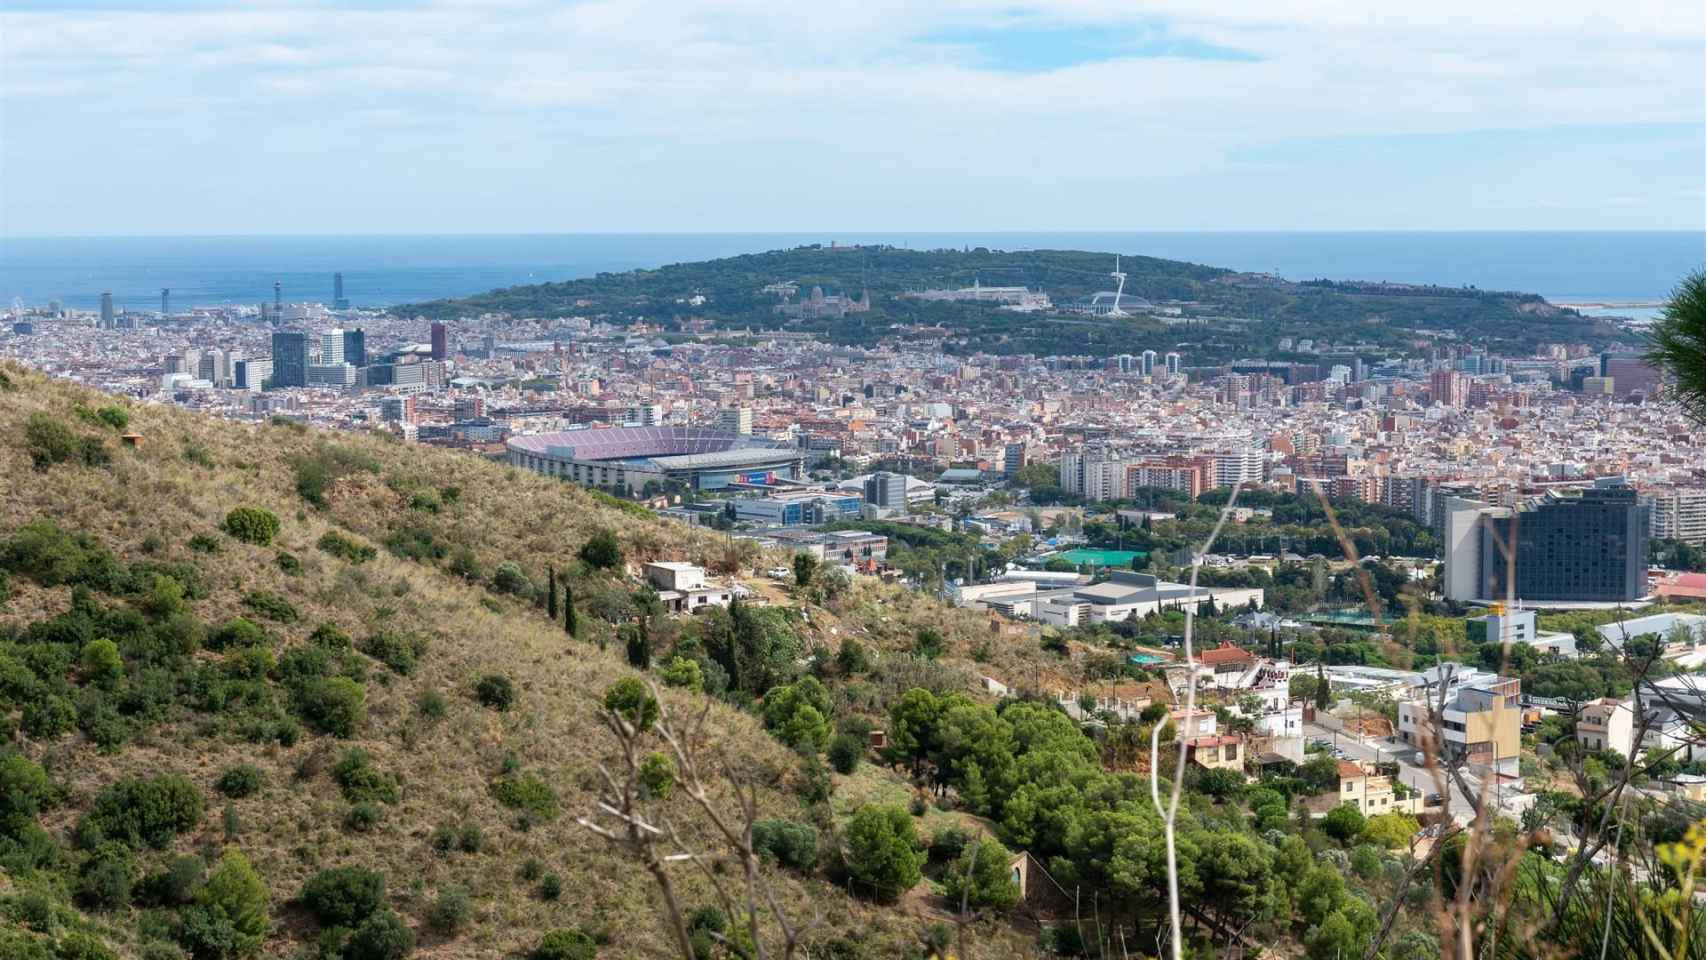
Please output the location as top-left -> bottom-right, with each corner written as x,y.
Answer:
1164,352 -> 1181,376
719,407 -> 753,435
1141,350 -> 1158,376
321,329 -> 345,365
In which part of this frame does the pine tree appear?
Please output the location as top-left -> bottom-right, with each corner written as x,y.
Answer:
563,584 -> 578,638
546,566 -> 558,620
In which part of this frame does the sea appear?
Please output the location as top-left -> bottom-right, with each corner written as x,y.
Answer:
2,231 -> 1701,315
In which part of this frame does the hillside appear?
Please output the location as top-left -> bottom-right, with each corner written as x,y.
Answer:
0,362 -> 1036,959
392,245 -> 1623,358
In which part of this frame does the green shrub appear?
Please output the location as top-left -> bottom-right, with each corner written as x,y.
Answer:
241,591 -> 299,624
291,443 -> 380,508
538,873 -> 562,901
843,804 -> 924,901
492,772 -> 558,821
317,531 -> 377,565
427,884 -> 472,935
474,674 -> 516,711
345,802 -> 381,833
294,677 -> 365,737
532,929 -> 597,960
828,733 -> 864,774
448,546 -> 482,581
490,561 -> 531,596
457,822 -> 484,853
25,414 -> 84,469
80,638 -> 124,689
207,618 -> 265,651
358,631 -> 425,675
176,850 -> 268,960
332,749 -> 399,805
0,519 -> 126,589
638,752 -> 674,800
78,774 -> 203,849
22,694 -> 77,738
383,525 -> 446,563
416,690 -> 447,720
216,765 -> 263,799
221,508 -> 280,546
601,678 -> 657,732
0,751 -> 54,818
188,533 -> 221,554
342,908 -> 413,960
55,932 -> 117,960
77,841 -> 137,910
275,551 -> 301,575
299,865 -> 387,928
940,838 -> 1020,914
141,855 -> 205,906
660,656 -> 702,691
578,530 -> 623,570
752,819 -> 818,871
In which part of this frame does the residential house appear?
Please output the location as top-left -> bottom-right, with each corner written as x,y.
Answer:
643,562 -> 734,615
1184,734 -> 1244,772
1397,674 -> 1522,777
1575,698 -> 1637,755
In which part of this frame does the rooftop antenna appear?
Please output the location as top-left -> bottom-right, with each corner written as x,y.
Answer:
1108,255 -> 1128,316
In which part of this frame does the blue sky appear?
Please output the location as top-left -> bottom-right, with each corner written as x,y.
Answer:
2,0 -> 1703,235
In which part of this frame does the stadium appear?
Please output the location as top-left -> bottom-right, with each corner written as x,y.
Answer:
507,426 -> 804,492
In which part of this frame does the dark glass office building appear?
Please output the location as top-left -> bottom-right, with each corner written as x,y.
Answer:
270,332 -> 309,388
1480,483 -> 1649,602
342,328 -> 366,368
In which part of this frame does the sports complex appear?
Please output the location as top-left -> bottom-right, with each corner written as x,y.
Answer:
507,426 -> 804,492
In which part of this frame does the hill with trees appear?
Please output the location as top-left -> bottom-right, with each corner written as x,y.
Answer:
394,245 -> 1624,359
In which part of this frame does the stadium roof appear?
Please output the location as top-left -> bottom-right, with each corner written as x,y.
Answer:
508,425 -> 792,461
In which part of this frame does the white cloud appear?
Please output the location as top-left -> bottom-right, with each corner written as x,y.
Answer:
2,0 -> 1702,232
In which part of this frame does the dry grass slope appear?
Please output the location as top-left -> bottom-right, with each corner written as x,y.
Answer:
0,363 -> 1034,959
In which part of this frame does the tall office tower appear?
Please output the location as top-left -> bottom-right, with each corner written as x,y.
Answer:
273,281 -> 283,311
1141,350 -> 1158,376
270,331 -> 309,388
1600,351 -> 1661,397
197,349 -> 224,384
1002,442 -> 1028,477
161,288 -> 170,317
430,322 -> 448,361
342,328 -> 366,367
1460,480 -> 1651,603
863,471 -> 909,514
234,358 -> 272,391
718,406 -> 753,435
100,292 -> 114,329
321,328 -> 345,365
1430,368 -> 1467,407
1165,351 -> 1181,376
1115,353 -> 1136,373
333,272 -> 349,310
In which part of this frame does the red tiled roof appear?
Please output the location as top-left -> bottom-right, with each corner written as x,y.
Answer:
1336,760 -> 1367,780
1199,643 -> 1256,666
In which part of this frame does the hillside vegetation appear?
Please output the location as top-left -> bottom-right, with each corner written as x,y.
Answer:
0,363 -> 1029,959
394,245 -> 1622,357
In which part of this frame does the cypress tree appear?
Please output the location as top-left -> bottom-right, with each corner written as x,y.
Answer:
547,566 -> 558,620
564,584 -> 578,638
1315,660 -> 1331,711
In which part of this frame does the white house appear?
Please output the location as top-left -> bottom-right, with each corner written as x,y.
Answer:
643,562 -> 734,615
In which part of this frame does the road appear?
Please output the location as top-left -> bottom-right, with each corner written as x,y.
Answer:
1303,721 -> 1487,823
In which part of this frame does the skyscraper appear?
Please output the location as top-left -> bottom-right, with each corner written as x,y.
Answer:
321,329 -> 345,366
100,292 -> 114,329
1141,350 -> 1158,376
1450,481 -> 1651,604
273,281 -> 283,311
161,288 -> 170,317
270,331 -> 309,388
1164,352 -> 1181,376
342,328 -> 366,368
333,272 -> 349,310
430,322 -> 448,361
